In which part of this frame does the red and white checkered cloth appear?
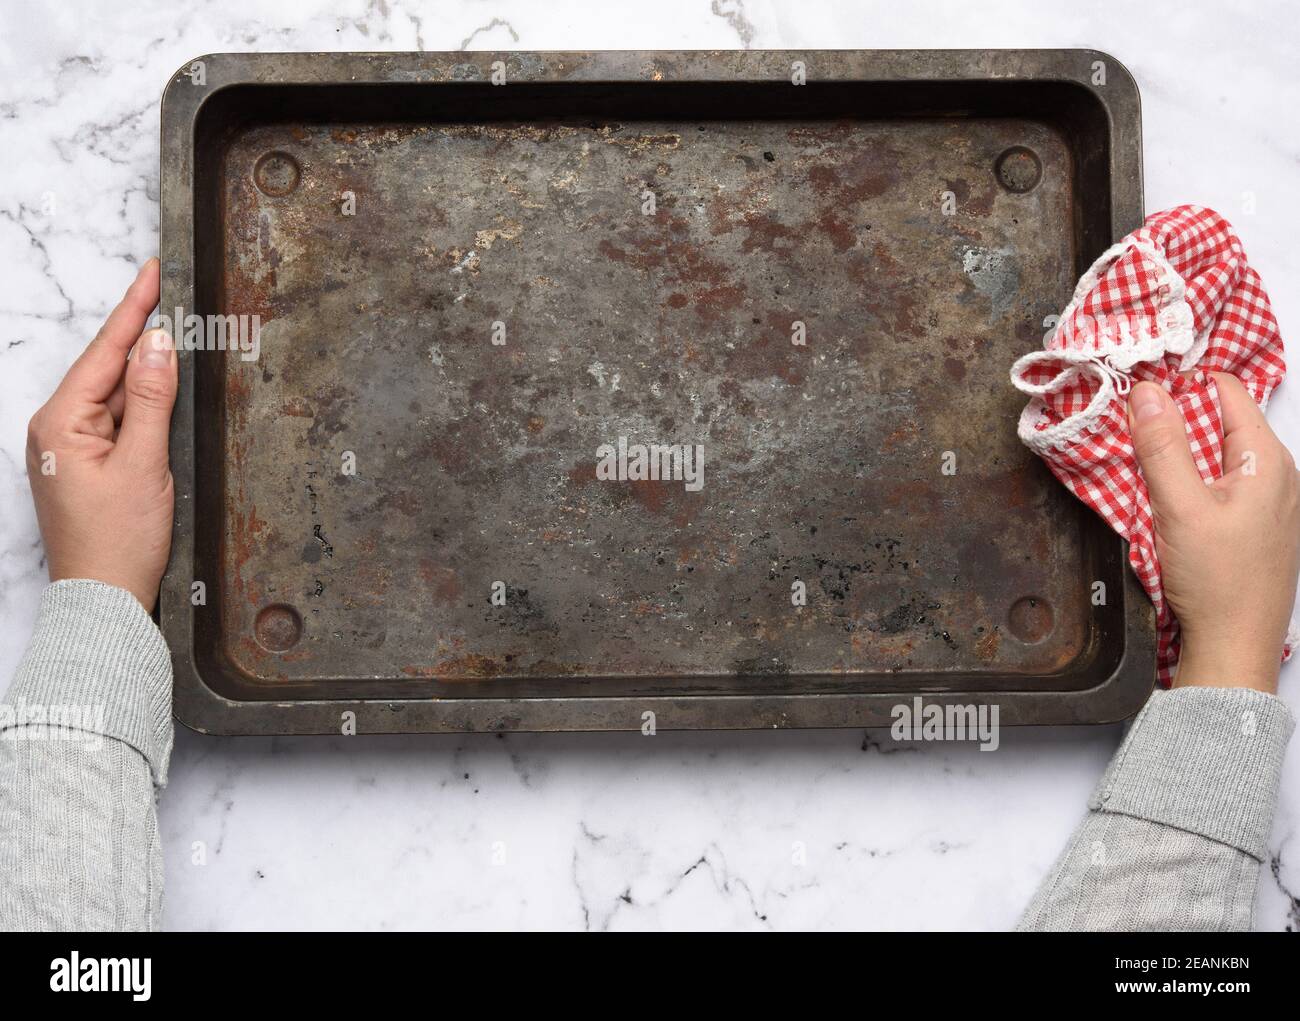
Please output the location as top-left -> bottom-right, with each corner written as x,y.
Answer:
1010,205 -> 1293,685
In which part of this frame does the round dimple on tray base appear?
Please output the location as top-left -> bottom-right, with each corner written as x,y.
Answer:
254,151 -> 301,196
1007,596 -> 1054,644
254,604 -> 303,652
995,146 -> 1042,193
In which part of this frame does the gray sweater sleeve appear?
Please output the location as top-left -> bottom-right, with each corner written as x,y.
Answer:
1019,684 -> 1294,931
0,580 -> 173,931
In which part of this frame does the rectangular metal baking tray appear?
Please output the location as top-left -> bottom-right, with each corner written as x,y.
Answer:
160,50 -> 1154,735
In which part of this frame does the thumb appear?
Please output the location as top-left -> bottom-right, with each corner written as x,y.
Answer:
115,328 -> 177,474
1127,381 -> 1209,517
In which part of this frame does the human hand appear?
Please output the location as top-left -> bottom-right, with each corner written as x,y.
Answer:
25,258 -> 176,612
1128,375 -> 1300,694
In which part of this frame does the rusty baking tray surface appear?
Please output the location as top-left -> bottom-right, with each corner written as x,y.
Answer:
160,50 -> 1154,735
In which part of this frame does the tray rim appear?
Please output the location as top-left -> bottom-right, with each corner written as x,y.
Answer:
159,48 -> 1152,735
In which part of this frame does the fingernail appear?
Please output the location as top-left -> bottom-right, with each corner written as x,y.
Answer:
1130,382 -> 1166,422
140,330 -> 173,368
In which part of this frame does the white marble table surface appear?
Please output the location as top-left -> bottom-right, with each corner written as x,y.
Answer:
1,0 -> 1297,930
